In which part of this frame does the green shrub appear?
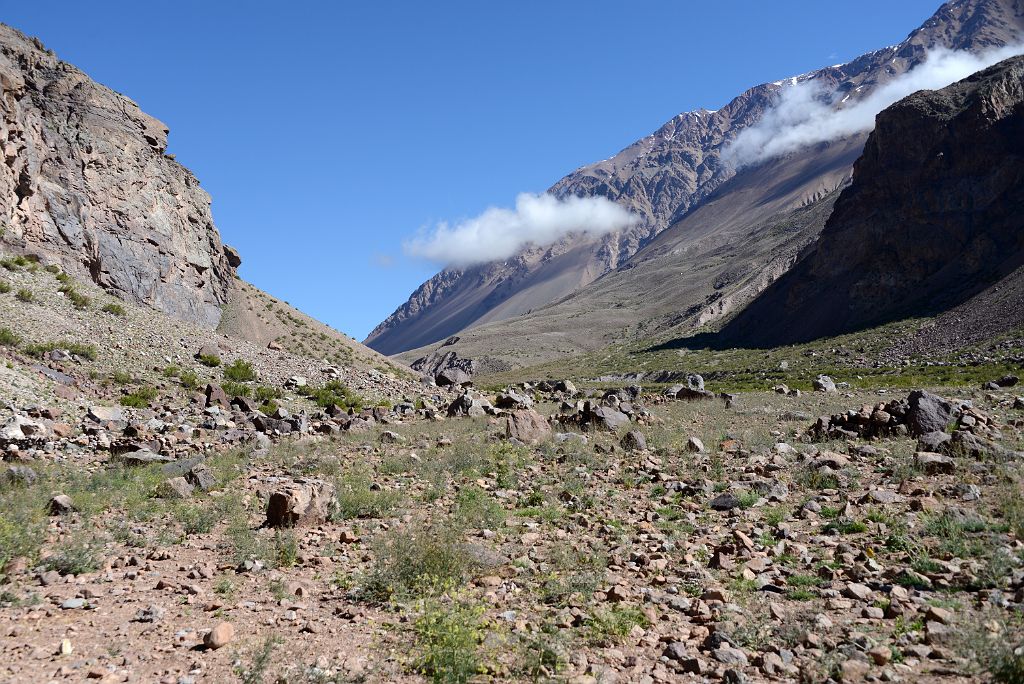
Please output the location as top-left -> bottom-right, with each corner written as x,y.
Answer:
255,386 -> 282,402
110,370 -> 133,385
14,288 -> 33,303
222,380 -> 252,398
0,280 -> 10,294
585,605 -> 650,646
224,359 -> 256,382
179,370 -> 200,391
44,538 -> 102,576
198,354 -> 221,367
23,341 -> 97,361
454,486 -> 505,530
333,470 -> 401,520
0,255 -> 33,270
58,284 -> 89,309
163,365 -> 181,378
299,380 -> 363,410
101,302 -> 126,316
0,487 -> 47,568
120,386 -> 158,408
412,591 -> 486,683
0,327 -> 19,347
363,519 -> 473,602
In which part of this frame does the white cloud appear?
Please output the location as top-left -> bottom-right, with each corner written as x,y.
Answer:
724,43 -> 1024,168
403,192 -> 638,268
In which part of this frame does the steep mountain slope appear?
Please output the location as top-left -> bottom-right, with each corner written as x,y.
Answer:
0,23 -> 407,378
716,55 -> 1024,349
368,0 -> 1024,357
0,24 -> 235,328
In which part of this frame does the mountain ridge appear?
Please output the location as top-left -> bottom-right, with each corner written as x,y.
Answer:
366,0 -> 1024,358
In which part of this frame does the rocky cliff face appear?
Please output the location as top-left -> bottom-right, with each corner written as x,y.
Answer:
0,25 -> 235,328
369,0 -> 1024,360
718,55 -> 1024,347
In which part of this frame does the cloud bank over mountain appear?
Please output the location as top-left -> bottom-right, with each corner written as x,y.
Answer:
403,192 -> 638,267
725,42 -> 1024,167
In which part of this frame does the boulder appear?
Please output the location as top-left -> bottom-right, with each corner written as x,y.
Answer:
906,390 -> 955,436
265,478 -> 336,528
813,375 -> 837,393
620,430 -> 648,452
506,409 -> 552,445
156,476 -> 194,499
205,383 -> 230,407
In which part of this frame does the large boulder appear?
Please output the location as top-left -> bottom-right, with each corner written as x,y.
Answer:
265,479 -> 336,528
506,409 -> 552,445
906,390 -> 955,437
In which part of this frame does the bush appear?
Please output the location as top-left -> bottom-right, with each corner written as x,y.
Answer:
23,341 -> 97,361
58,283 -> 89,309
101,302 -> 126,316
412,591 -> 486,683
0,487 -> 47,568
0,255 -> 33,271
255,386 -> 282,402
454,486 -> 505,530
44,538 -> 102,576
198,354 -> 221,367
0,280 -> 10,294
300,380 -> 363,411
222,380 -> 252,398
0,327 -> 19,347
120,386 -> 158,408
179,370 -> 200,391
333,470 -> 401,520
14,288 -> 33,303
224,359 -> 256,382
110,370 -> 133,385
162,365 -> 181,378
363,519 -> 474,602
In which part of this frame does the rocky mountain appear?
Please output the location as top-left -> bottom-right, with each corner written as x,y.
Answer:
367,0 -> 1024,359
0,24 -> 235,328
716,54 -> 1024,349
0,23 -> 405,377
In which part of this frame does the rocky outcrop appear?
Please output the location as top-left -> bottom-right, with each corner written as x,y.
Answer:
0,25 -> 235,328
720,54 -> 1024,347
368,0 -> 1024,358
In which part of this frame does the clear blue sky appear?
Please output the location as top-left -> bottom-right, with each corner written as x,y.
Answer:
5,1 -> 941,340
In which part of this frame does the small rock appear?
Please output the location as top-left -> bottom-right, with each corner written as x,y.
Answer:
203,622 -> 235,649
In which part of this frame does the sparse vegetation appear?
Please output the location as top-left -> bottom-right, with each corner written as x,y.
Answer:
224,358 -> 256,382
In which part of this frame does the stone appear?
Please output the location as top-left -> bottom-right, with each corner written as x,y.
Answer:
185,464 -> 217,492
917,431 -> 952,453
915,452 -> 955,475
813,375 -> 837,393
713,647 -> 748,666
1,465 -> 38,487
906,390 -> 955,436
686,374 -> 705,391
156,477 -> 194,499
839,659 -> 871,682
196,345 -> 221,363
685,436 -> 706,453
620,430 -> 647,452
205,384 -> 230,407
586,406 -> 629,431
495,390 -> 533,410
87,406 -> 124,424
506,409 -> 552,445
379,430 -> 405,445
61,598 -> 86,609
203,622 -> 235,649
266,478 -> 336,528
843,582 -> 873,601
48,494 -> 74,515
867,646 -> 891,665
710,493 -> 741,511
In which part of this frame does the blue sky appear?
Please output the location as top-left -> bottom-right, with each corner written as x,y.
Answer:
5,1 -> 941,340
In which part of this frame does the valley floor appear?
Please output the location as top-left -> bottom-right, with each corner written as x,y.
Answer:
3,383 -> 1023,683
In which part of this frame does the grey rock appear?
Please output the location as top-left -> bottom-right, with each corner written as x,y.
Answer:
0,26 -> 235,327
156,476 -> 194,499
265,478 -> 336,528
813,375 -> 837,393
620,430 -> 647,452
906,390 -> 956,436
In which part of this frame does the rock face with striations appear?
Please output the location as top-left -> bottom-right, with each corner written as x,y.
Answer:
719,54 -> 1024,348
0,25 -> 236,328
